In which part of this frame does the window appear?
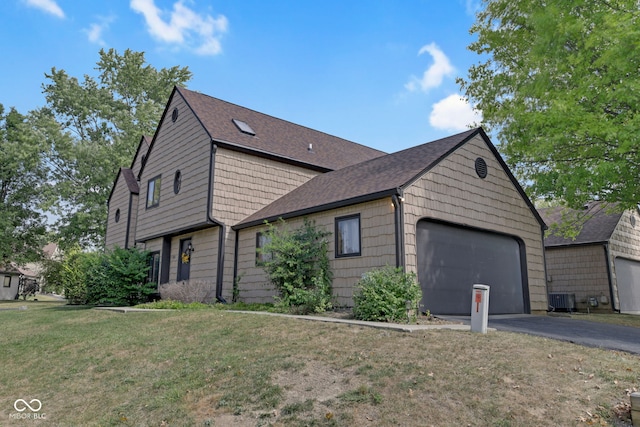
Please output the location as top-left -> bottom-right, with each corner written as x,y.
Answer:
335,214 -> 361,257
256,232 -> 272,266
114,208 -> 121,223
146,175 -> 161,208
3,276 -> 11,287
147,252 -> 160,285
173,170 -> 182,194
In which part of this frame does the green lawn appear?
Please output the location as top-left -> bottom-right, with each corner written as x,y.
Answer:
0,301 -> 638,426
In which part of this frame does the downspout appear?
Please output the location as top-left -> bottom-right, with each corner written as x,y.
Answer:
207,141 -> 228,303
603,243 -> 619,312
392,189 -> 405,270
125,193 -> 133,250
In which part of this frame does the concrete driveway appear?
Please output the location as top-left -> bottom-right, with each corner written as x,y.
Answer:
440,314 -> 640,355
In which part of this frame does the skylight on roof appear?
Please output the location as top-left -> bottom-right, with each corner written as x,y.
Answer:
232,119 -> 255,136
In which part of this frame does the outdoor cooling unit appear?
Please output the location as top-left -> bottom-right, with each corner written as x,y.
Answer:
548,293 -> 576,312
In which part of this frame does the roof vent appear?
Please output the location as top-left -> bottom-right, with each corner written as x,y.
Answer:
308,143 -> 314,153
232,119 -> 255,136
475,157 -> 487,179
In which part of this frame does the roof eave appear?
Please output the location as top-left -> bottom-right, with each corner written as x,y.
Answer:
233,189 -> 398,231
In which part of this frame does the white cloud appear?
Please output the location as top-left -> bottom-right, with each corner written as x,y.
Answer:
429,94 -> 482,132
465,0 -> 482,16
84,16 -> 115,46
405,42 -> 455,93
25,0 -> 64,18
130,0 -> 228,55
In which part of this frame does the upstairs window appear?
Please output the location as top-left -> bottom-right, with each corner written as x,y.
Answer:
335,214 -> 361,257
146,175 -> 161,208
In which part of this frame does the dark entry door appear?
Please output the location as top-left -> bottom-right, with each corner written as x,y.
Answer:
417,220 -> 527,315
177,238 -> 191,281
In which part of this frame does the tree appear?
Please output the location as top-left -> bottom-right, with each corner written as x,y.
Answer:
0,105 -> 48,264
38,48 -> 192,248
459,0 -> 640,210
260,219 -> 333,314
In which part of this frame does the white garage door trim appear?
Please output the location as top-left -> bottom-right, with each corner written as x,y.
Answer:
614,257 -> 640,314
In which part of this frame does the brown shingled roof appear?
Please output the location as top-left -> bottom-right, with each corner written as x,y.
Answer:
538,202 -> 623,247
121,168 -> 139,194
177,87 -> 386,171
235,128 -> 482,229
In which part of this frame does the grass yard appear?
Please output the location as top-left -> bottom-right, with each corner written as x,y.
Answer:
0,301 -> 638,427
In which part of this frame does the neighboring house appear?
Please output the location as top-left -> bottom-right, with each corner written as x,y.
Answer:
0,264 -> 20,300
540,202 -> 640,314
106,86 -> 548,315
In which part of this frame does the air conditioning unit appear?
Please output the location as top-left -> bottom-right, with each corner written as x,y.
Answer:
548,293 -> 576,312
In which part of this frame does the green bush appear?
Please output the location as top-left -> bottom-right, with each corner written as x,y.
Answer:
86,247 -> 156,306
260,219 -> 333,314
352,266 -> 422,323
42,246 -> 156,306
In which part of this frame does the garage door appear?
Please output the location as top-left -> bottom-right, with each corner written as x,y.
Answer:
417,220 -> 528,315
614,257 -> 640,314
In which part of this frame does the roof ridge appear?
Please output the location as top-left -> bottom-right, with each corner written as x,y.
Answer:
177,86 -> 386,155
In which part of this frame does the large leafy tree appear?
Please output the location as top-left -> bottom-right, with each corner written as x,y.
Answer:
0,105 -> 48,264
459,0 -> 640,210
39,48 -> 192,248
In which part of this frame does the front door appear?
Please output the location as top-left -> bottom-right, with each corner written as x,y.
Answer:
177,238 -> 192,281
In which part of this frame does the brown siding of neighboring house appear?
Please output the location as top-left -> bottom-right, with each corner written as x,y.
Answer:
545,245 -> 610,311
403,134 -> 547,313
135,94 -> 212,242
105,175 -> 132,250
234,198 -> 396,306
211,148 -> 321,300
608,209 -> 640,309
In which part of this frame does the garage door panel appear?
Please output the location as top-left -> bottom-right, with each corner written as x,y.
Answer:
614,257 -> 640,314
417,221 -> 525,315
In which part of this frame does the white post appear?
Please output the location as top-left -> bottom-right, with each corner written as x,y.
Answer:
471,284 -> 490,334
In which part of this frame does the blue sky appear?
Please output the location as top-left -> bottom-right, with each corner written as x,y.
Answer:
0,0 -> 484,153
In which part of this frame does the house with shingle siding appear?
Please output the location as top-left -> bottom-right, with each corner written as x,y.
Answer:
0,264 -> 20,300
540,202 -> 640,314
105,87 -> 548,314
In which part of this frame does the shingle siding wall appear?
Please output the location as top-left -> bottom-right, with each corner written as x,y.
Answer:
212,148 -> 320,300
167,228 -> 219,284
403,134 -> 547,312
545,245 -> 611,311
234,199 -> 396,306
608,210 -> 640,309
105,177 -> 131,249
135,94 -> 211,241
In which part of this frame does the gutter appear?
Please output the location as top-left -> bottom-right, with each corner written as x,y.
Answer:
207,141 -> 228,303
392,189 -> 405,270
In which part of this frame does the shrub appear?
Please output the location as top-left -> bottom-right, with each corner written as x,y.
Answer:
352,266 -> 422,323
159,280 -> 216,303
260,219 -> 333,314
86,247 -> 156,306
